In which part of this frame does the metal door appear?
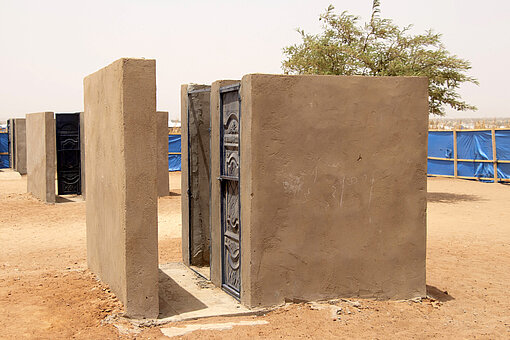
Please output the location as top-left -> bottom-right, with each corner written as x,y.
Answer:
187,87 -> 212,267
219,84 -> 241,299
56,113 -> 81,195
7,120 -> 13,168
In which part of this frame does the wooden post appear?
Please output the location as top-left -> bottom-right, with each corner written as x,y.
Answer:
492,128 -> 498,183
453,128 -> 458,179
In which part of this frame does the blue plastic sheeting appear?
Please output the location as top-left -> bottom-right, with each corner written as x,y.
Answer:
168,134 -> 181,153
0,155 -> 8,168
168,134 -> 181,171
428,131 -> 453,158
457,161 -> 493,178
456,131 -> 493,160
427,159 -> 454,176
0,133 -> 9,168
168,154 -> 181,172
497,163 -> 510,179
495,130 -> 510,161
428,129 -> 510,181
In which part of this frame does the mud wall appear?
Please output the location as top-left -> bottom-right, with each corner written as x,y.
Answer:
9,118 -> 27,174
211,74 -> 428,307
26,112 -> 55,203
180,84 -> 212,267
84,58 -> 158,318
157,111 -> 169,197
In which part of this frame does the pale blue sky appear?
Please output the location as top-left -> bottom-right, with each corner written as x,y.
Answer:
1,0 -> 509,121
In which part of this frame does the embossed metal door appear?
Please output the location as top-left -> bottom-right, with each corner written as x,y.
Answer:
219,84 -> 241,299
56,113 -> 81,195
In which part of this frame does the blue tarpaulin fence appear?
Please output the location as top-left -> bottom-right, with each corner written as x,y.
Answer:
0,132 -> 9,168
168,133 -> 181,171
428,129 -> 510,182
4,130 -> 509,178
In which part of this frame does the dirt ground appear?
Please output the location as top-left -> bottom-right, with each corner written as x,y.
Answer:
0,171 -> 509,339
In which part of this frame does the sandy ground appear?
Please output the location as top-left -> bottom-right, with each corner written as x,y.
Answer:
0,171 -> 509,339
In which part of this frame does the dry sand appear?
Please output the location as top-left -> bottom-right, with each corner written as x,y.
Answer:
0,172 -> 509,339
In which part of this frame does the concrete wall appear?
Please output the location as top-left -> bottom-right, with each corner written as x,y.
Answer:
84,58 -> 158,318
181,84 -> 212,268
211,74 -> 428,307
13,118 -> 27,175
157,111 -> 169,197
209,80 -> 241,286
7,118 -> 26,173
26,112 -> 55,203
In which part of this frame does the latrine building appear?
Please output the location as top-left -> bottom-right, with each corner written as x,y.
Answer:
183,74 -> 428,308
7,118 -> 27,175
25,112 -> 83,203
83,58 -> 427,319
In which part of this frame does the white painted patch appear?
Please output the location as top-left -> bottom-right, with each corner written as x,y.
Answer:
160,320 -> 269,337
282,174 -> 303,195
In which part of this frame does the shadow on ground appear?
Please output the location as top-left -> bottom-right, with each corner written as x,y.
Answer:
427,192 -> 482,204
426,285 -> 455,302
158,269 -> 207,318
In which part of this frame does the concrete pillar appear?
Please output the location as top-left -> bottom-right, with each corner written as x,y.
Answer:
13,118 -> 27,175
26,112 -> 56,203
211,74 -> 428,308
84,58 -> 158,319
157,111 -> 169,197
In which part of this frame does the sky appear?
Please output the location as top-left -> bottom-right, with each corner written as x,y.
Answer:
1,0 -> 509,122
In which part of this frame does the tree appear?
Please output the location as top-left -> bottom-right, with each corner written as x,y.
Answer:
282,1 -> 478,115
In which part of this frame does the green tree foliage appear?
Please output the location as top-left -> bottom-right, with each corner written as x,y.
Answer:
282,1 -> 478,115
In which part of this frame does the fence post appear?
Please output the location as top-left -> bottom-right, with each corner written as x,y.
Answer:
453,128 -> 458,179
492,128 -> 498,183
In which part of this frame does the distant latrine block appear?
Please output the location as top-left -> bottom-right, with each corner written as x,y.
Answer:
8,118 -> 27,175
209,74 -> 428,307
84,58 -> 158,318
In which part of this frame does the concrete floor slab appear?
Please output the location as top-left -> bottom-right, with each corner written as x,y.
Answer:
160,320 -> 269,337
156,263 -> 265,324
0,169 -> 22,180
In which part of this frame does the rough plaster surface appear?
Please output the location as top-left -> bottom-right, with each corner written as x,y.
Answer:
212,74 -> 428,308
180,84 -> 211,267
8,118 -> 27,175
209,80 -> 241,287
84,58 -> 158,318
157,111 -> 169,197
26,112 -> 55,203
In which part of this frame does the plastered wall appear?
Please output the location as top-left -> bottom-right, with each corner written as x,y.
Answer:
212,74 -> 428,308
26,112 -> 55,203
157,111 -> 169,197
84,58 -> 159,318
15,119 -> 27,175
8,118 -> 27,175
180,84 -> 212,267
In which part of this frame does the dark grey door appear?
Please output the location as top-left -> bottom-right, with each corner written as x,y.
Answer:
219,84 -> 241,299
7,119 -> 13,168
187,87 -> 212,267
56,113 -> 81,195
